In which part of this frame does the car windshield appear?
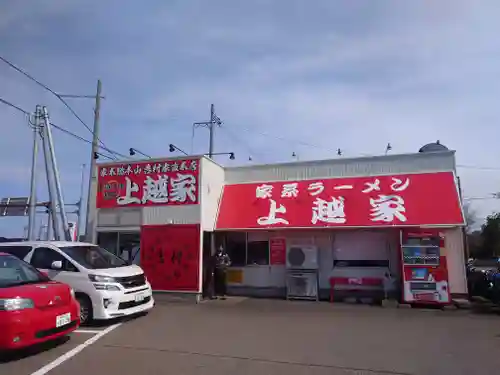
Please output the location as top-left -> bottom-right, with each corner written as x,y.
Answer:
0,254 -> 49,288
59,245 -> 128,269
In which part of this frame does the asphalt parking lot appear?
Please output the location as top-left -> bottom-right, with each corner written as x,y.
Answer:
2,298 -> 500,375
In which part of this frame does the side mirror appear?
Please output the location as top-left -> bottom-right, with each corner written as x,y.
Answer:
51,260 -> 63,270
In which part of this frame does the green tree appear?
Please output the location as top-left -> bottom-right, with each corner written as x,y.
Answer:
479,212 -> 500,258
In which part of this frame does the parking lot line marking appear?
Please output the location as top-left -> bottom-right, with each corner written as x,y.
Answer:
74,329 -> 103,334
30,323 -> 121,375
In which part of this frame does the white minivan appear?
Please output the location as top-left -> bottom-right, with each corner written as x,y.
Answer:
0,241 -> 154,325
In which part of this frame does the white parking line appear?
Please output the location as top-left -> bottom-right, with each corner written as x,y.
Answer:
74,329 -> 103,334
30,323 -> 121,375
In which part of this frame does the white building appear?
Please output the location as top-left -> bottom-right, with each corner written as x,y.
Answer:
88,145 -> 467,304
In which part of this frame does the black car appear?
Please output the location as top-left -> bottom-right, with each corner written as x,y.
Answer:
467,258 -> 500,304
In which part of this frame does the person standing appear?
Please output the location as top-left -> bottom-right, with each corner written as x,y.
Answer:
383,272 -> 397,301
213,245 -> 231,299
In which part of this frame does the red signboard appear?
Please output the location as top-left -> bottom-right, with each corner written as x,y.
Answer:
216,172 -> 464,229
96,158 -> 200,208
140,224 -> 200,292
270,238 -> 286,265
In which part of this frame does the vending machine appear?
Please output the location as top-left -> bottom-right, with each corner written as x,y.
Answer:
400,229 -> 450,305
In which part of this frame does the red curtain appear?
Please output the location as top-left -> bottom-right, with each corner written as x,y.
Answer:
140,224 -> 201,292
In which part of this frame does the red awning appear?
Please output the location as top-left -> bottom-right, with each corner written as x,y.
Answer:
215,172 -> 465,230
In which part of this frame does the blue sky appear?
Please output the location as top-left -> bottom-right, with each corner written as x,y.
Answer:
1,0 -> 500,236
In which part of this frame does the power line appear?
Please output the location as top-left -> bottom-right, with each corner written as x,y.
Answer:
0,55 -> 113,155
0,97 -> 30,116
4,96 -> 500,170
232,124 -> 375,157
220,125 -> 267,161
457,164 -> 500,171
0,97 -> 128,159
49,123 -> 129,159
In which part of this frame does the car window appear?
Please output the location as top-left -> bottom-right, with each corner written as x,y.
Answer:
0,245 -> 33,259
0,254 -> 49,287
30,247 -> 78,272
59,245 -> 128,269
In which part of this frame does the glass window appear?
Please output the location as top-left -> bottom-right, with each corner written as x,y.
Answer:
59,245 -> 128,269
30,247 -> 78,272
225,232 -> 246,267
97,232 -> 119,255
0,245 -> 33,260
0,254 -> 49,288
118,232 -> 140,263
247,240 -> 269,266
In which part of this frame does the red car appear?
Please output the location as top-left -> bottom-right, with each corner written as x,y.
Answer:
0,252 -> 80,350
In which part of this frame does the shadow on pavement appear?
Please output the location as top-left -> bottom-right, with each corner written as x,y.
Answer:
85,311 -> 149,329
0,336 -> 70,364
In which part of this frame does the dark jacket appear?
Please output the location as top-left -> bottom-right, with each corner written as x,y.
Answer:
214,251 -> 231,270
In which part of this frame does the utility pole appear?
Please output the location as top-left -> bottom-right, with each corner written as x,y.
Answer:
85,79 -> 102,243
193,103 -> 221,158
77,164 -> 86,241
27,108 -> 39,240
40,106 -> 59,240
209,104 -> 215,158
41,106 -> 71,241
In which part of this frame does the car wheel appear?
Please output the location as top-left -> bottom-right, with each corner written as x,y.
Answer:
76,295 -> 93,326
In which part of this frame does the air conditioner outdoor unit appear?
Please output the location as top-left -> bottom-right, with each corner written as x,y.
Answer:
286,245 -> 319,269
286,270 -> 319,300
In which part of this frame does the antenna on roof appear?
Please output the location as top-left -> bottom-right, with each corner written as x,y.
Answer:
385,143 -> 392,155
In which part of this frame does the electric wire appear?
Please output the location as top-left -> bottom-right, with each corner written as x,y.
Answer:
0,55 -> 116,158
0,97 -> 30,116
220,125 -> 265,161
0,96 -> 128,159
49,123 -> 129,159
2,96 -> 500,171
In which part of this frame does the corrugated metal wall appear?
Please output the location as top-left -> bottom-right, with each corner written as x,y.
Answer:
142,205 -> 201,225
200,158 -> 225,231
224,151 -> 456,184
98,208 -> 142,227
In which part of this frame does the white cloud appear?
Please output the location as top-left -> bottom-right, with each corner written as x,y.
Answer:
1,0 -> 500,226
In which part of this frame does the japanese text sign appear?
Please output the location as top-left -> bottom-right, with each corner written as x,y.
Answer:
96,158 -> 200,209
140,224 -> 201,292
270,238 -> 287,265
216,172 -> 465,229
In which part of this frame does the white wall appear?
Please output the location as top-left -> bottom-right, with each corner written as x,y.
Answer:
228,229 -> 399,291
228,230 -> 334,290
330,230 -> 398,285
225,151 -> 457,184
200,157 -> 225,231
444,227 -> 468,295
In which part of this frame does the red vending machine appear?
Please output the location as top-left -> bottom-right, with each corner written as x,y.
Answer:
400,229 -> 450,305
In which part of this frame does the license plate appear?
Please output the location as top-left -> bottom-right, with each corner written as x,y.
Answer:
56,313 -> 71,328
134,294 -> 145,302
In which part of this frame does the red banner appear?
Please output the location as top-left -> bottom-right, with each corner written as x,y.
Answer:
96,158 -> 200,208
140,224 -> 200,292
270,238 -> 286,265
216,172 -> 464,229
